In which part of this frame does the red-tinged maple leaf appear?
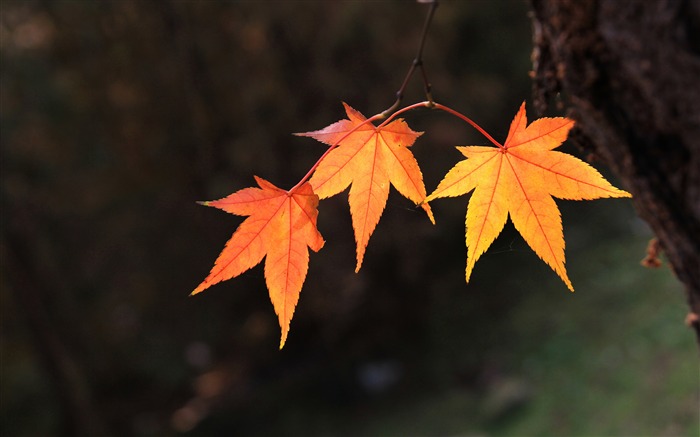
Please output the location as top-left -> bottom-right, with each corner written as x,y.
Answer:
296,103 -> 434,272
425,102 -> 631,291
192,177 -> 324,348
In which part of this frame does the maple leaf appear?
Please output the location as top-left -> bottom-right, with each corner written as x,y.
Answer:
425,102 -> 631,291
296,103 -> 434,272
192,177 -> 324,348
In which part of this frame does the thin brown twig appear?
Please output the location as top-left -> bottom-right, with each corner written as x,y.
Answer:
381,0 -> 439,117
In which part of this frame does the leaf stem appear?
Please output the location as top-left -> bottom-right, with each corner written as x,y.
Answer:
378,101 -> 503,149
433,103 -> 503,148
378,101 -> 433,128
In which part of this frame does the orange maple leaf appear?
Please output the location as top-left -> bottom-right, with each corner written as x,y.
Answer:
192,177 -> 324,348
425,102 -> 631,291
297,103 -> 434,272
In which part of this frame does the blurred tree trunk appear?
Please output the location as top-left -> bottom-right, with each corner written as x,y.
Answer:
529,0 -> 700,344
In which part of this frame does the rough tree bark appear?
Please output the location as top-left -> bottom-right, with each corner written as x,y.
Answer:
529,0 -> 700,344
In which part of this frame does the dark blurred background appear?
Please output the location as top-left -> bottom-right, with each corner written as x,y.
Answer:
1,1 -> 697,436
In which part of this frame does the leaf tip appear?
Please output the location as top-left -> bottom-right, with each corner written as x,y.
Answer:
465,261 -> 474,284
562,276 -> 575,292
354,250 -> 366,273
190,282 -> 208,296
192,271 -> 221,295
421,202 -> 436,225
278,313 -> 294,349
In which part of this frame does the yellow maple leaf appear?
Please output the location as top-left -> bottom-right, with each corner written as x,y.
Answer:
425,102 -> 631,291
